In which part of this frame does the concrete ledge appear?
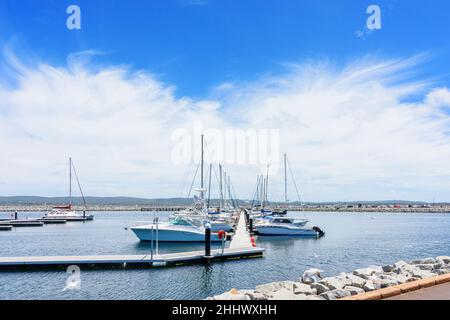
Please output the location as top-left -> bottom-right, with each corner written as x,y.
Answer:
340,273 -> 450,300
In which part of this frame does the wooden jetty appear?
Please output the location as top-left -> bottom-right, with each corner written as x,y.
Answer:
0,247 -> 264,270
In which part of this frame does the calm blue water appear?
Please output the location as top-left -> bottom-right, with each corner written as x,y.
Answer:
0,211 -> 449,300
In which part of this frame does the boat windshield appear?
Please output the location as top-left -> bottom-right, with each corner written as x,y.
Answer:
272,218 -> 294,224
168,217 -> 200,227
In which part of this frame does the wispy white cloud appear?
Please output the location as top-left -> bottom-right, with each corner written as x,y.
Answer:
178,0 -> 209,7
1,50 -> 450,201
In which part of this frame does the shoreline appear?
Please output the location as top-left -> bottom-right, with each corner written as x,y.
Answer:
1,205 -> 449,213
207,255 -> 450,300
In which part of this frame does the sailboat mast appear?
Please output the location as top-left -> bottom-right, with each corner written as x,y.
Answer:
260,175 -> 264,208
200,134 -> 204,200
228,176 -> 232,208
255,175 -> 260,204
224,171 -> 227,207
207,163 -> 212,208
284,153 -> 288,205
265,165 -> 269,206
219,164 -> 223,210
69,157 -> 72,206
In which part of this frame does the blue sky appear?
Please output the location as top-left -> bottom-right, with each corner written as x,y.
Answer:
1,1 -> 450,201
1,0 -> 450,98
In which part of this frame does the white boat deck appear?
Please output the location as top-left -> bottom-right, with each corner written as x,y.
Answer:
229,211 -> 253,249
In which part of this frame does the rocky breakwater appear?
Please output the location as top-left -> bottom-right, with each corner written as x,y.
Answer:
207,256 -> 450,300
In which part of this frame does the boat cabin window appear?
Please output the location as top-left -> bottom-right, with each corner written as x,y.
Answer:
273,218 -> 292,224
169,217 -> 194,226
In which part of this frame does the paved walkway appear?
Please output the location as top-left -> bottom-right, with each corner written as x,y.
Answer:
229,211 -> 253,249
387,281 -> 450,300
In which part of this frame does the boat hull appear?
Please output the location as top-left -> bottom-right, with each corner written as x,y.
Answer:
42,215 -> 94,221
130,227 -> 223,242
210,221 -> 233,233
255,226 -> 318,237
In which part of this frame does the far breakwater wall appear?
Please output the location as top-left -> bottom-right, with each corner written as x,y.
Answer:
0,205 -> 188,212
1,205 -> 449,213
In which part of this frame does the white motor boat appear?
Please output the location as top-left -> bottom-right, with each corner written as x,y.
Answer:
130,216 -> 224,242
254,216 -> 320,237
174,205 -> 234,233
43,205 -> 94,221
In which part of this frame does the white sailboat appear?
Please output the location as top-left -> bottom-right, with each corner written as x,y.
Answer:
42,158 -> 93,221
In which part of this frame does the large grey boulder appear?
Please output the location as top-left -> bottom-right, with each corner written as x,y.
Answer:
311,283 -> 330,294
344,286 -> 365,295
269,289 -> 308,300
380,273 -> 410,284
241,290 -> 267,300
320,277 -> 349,290
320,289 -> 351,300
280,281 -> 297,291
363,280 -> 377,292
343,274 -> 366,288
379,278 -> 399,288
436,268 -> 450,275
436,256 -> 450,264
393,261 -> 408,269
353,266 -> 383,279
382,264 -> 395,273
412,258 -> 435,265
255,282 -> 282,294
255,281 -> 295,294
415,264 -> 434,271
293,283 -> 317,295
395,263 -> 418,275
411,269 -> 436,279
213,291 -> 251,300
433,263 -> 443,270
305,295 -> 326,300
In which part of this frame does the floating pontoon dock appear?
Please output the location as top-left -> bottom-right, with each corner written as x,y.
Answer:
0,219 -> 67,226
230,211 -> 253,249
0,247 -> 264,270
0,211 -> 264,270
0,220 -> 44,227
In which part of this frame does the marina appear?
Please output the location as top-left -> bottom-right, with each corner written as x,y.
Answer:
0,145 -> 447,300
1,0 -> 450,307
0,209 -> 264,270
1,210 -> 449,300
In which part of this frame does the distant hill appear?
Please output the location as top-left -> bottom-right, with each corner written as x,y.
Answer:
0,196 -> 191,206
0,196 -> 445,206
